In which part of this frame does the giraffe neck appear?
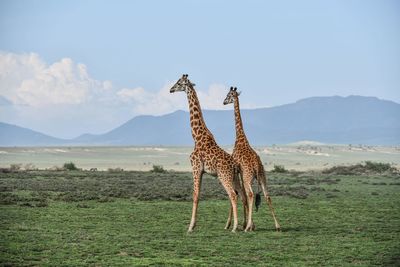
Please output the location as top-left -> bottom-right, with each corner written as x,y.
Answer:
186,88 -> 214,144
234,95 -> 247,142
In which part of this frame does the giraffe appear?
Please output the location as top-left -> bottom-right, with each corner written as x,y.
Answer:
223,87 -> 281,232
170,74 -> 247,233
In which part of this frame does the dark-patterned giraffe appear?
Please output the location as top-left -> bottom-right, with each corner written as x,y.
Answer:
170,74 -> 246,232
224,87 -> 281,232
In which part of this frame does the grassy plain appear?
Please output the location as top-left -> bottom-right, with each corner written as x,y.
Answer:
1,169 -> 399,266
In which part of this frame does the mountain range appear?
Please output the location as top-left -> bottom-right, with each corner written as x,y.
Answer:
1,95 -> 399,146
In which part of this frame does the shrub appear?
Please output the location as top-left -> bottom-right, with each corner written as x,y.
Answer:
107,167 -> 124,172
322,161 -> 397,175
63,162 -> 78,171
151,165 -> 166,173
364,161 -> 394,173
9,164 -> 22,172
0,168 -> 11,173
24,163 -> 36,171
50,166 -> 65,171
271,165 -> 288,173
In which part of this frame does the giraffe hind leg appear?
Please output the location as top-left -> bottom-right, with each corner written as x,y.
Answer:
220,175 -> 239,232
243,172 -> 255,232
234,171 -> 248,229
226,182 -> 247,230
260,182 -> 281,232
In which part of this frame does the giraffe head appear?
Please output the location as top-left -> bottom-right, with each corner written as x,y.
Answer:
170,74 -> 196,93
223,87 -> 240,105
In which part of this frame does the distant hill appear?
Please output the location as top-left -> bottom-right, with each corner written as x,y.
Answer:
73,111 -> 193,145
1,96 -> 399,146
0,122 -> 65,146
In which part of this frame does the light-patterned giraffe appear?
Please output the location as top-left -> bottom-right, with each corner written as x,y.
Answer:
170,74 -> 246,232
224,87 -> 281,232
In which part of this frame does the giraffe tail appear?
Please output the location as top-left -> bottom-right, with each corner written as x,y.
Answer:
255,161 -> 265,212
233,164 -> 242,196
255,192 -> 261,212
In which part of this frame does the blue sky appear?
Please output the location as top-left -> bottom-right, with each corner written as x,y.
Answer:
0,0 -> 399,138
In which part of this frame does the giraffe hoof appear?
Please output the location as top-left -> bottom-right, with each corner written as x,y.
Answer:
244,223 -> 254,232
276,227 -> 281,232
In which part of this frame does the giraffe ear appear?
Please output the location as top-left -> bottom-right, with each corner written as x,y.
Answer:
238,91 -> 241,96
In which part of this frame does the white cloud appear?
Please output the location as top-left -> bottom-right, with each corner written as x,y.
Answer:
197,84 -> 231,110
116,83 -> 185,115
117,87 -> 152,103
116,83 -> 230,116
0,51 -> 234,137
0,52 -> 112,107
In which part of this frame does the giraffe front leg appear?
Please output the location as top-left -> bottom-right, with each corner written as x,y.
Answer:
228,189 -> 239,232
188,168 -> 202,233
224,204 -> 232,230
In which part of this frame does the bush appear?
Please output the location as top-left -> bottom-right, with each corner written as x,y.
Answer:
322,161 -> 397,175
9,164 -> 22,172
107,167 -> 124,172
50,166 -> 65,171
24,163 -> 36,171
151,165 -> 166,173
271,165 -> 288,173
0,168 -> 11,173
364,161 -> 394,173
63,162 -> 78,171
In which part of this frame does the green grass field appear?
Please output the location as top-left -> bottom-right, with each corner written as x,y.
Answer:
1,168 -> 399,266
